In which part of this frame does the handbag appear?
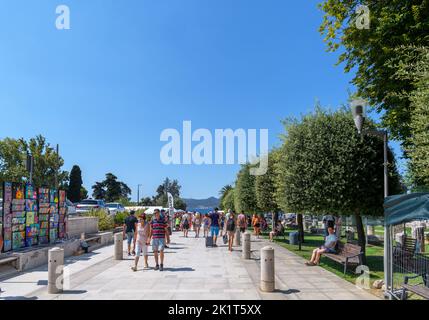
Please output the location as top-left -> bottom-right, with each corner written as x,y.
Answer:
223,234 -> 228,244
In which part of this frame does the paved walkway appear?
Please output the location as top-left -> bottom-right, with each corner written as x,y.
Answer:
0,231 -> 377,300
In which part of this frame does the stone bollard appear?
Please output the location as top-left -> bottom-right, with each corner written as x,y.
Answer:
260,246 -> 275,292
242,232 -> 251,259
114,233 -> 123,260
48,247 -> 64,294
234,228 -> 241,246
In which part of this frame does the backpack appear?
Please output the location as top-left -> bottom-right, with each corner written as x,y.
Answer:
226,218 -> 235,231
183,219 -> 189,227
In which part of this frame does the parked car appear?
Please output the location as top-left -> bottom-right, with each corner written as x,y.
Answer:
66,199 -> 77,215
106,203 -> 125,216
76,199 -> 108,214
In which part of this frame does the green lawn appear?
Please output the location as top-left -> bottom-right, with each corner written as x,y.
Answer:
261,227 -> 429,300
263,228 -> 385,285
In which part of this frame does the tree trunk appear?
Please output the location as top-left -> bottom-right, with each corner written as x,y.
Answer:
297,213 -> 305,243
355,211 -> 367,265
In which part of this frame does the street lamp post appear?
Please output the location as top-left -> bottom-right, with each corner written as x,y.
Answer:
351,101 -> 391,299
137,184 -> 142,206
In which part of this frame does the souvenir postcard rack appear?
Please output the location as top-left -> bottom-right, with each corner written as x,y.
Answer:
49,189 -> 59,244
1,182 -> 13,252
11,183 -> 26,250
38,188 -> 50,245
25,183 -> 39,247
58,190 -> 67,239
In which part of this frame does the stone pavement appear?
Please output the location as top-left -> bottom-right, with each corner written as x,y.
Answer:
0,231 -> 378,300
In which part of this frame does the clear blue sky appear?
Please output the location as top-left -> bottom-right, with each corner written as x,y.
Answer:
0,0 -> 404,200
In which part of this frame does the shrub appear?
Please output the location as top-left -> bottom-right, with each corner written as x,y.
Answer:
84,209 -> 114,231
114,211 -> 129,225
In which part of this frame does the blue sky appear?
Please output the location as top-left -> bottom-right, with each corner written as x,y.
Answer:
0,0 -> 404,200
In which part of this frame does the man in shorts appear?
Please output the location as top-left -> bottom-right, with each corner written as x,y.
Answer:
148,209 -> 168,271
237,211 -> 247,233
209,208 -> 221,247
123,210 -> 138,256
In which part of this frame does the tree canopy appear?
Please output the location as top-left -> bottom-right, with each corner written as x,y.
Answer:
319,0 -> 429,146
234,164 -> 259,214
0,135 -> 68,188
68,165 -> 83,203
275,106 -> 403,260
255,150 -> 280,214
221,188 -> 235,212
92,173 -> 131,202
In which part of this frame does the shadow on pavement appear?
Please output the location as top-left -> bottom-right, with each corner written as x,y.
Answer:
0,296 -> 38,300
163,267 -> 195,272
62,290 -> 87,295
275,289 -> 300,295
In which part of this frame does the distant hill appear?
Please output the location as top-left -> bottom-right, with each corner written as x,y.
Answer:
183,197 -> 219,209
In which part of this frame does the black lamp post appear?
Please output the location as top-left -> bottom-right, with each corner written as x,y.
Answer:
351,100 -> 392,299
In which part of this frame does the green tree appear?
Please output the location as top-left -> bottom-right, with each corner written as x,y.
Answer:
388,46 -> 429,189
275,106 -> 402,263
219,184 -> 233,210
92,182 -> 106,200
92,173 -> 131,202
255,150 -> 281,216
103,173 -> 131,202
319,0 -> 429,146
0,135 -> 68,187
222,188 -> 235,212
234,164 -> 259,214
68,165 -> 83,203
153,177 -> 187,210
80,186 -> 88,200
140,197 -> 155,206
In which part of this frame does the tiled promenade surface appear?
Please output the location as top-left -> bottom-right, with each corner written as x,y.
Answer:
0,231 -> 377,300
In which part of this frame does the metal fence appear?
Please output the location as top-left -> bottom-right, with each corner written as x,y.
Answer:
391,244 -> 429,299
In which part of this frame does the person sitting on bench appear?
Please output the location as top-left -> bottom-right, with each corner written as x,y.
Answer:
305,226 -> 337,266
269,221 -> 283,242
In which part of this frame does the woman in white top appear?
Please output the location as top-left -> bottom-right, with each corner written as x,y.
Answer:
131,213 -> 150,272
193,212 -> 201,238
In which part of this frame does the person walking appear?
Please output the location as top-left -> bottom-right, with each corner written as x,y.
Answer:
148,209 -> 168,271
182,211 -> 190,237
252,214 -> 261,239
219,212 -> 226,237
123,210 -> 138,256
225,211 -> 236,252
131,213 -> 150,271
193,212 -> 201,238
161,209 -> 170,249
209,208 -> 221,247
203,213 -> 210,238
237,211 -> 247,234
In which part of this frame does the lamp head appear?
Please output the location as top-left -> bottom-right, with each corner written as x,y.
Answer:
351,100 -> 367,134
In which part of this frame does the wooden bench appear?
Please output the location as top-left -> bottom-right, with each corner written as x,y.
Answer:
322,242 -> 363,275
401,274 -> 429,300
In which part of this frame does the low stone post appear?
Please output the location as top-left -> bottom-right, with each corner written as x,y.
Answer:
48,247 -> 64,294
260,246 -> 275,292
234,228 -> 241,246
114,233 -> 123,260
242,232 -> 251,259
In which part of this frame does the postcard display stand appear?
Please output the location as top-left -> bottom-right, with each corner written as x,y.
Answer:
38,188 -> 50,245
58,190 -> 67,239
11,183 -> 26,250
49,189 -> 59,243
25,184 -> 39,247
2,182 -> 13,252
